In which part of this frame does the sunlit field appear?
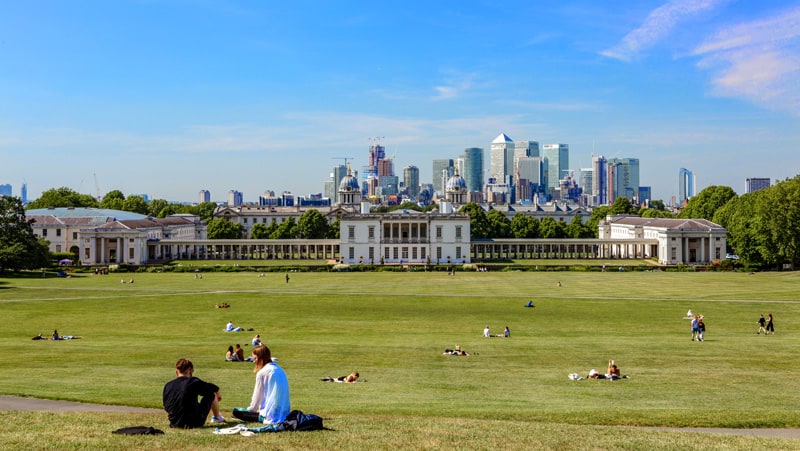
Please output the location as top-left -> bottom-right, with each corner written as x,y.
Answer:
1,269 -> 798,449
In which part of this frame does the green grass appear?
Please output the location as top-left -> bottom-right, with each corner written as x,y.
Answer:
1,270 -> 799,449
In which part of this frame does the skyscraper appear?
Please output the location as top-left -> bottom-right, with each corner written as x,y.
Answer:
325,164 -> 348,203
516,156 -> 544,203
0,184 -> 11,197
592,155 -> 608,206
542,144 -> 569,195
403,165 -> 420,198
227,190 -> 243,207
490,133 -> 514,183
608,157 -> 640,201
678,168 -> 695,203
198,189 -> 211,204
432,159 -> 454,195
462,147 -> 484,193
745,178 -> 770,193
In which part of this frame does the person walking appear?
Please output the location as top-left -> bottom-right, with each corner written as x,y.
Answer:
757,314 -> 767,334
765,313 -> 775,335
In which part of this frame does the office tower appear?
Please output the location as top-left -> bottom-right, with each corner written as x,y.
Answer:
198,190 -> 211,204
377,159 -> 393,177
592,155 -> 607,205
20,182 -> 27,204
403,165 -> 420,198
516,156 -> 544,203
490,133 -> 514,183
745,178 -> 770,193
325,165 -> 348,204
580,168 -> 593,196
678,168 -> 695,202
638,186 -> 652,206
227,190 -> 243,207
542,144 -> 569,195
0,184 -> 10,197
608,157 -> 640,201
432,159 -> 454,195
463,148 -> 484,193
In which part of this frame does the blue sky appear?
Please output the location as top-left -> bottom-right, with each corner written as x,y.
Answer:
1,0 -> 798,204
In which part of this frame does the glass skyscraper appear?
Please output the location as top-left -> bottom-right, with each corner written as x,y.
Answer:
463,148 -> 484,193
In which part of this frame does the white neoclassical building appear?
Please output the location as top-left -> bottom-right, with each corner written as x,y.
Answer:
598,215 -> 727,265
27,208 -> 207,265
339,201 -> 470,265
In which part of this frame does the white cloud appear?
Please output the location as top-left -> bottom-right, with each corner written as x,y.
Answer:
600,0 -> 726,61
691,7 -> 800,115
430,73 -> 480,100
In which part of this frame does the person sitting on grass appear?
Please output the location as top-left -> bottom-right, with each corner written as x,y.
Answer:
163,358 -> 225,428
236,344 -> 252,362
252,334 -> 263,346
225,345 -> 241,362
226,321 -> 243,332
232,345 -> 291,425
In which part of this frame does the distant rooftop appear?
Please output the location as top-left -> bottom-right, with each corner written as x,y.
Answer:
26,207 -> 148,223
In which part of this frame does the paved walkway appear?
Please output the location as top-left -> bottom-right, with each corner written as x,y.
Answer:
1,396 -> 798,439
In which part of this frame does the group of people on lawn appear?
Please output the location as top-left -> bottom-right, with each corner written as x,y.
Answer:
163,345 -> 291,429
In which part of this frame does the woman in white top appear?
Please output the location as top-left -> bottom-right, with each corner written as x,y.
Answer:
232,345 -> 291,424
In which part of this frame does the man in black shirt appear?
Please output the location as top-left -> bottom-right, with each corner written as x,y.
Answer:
163,358 -> 224,428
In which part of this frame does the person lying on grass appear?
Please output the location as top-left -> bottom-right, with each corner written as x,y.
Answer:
321,371 -> 359,383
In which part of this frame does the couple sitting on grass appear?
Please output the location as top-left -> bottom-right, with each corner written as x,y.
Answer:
225,344 -> 253,362
163,345 -> 290,429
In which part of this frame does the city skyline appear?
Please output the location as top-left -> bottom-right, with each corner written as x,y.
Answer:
1,1 -> 799,203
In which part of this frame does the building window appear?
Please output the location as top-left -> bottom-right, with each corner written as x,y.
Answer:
42,229 -> 47,237
243,218 -> 248,224
55,245 -> 61,252
348,226 -> 355,239
369,247 -> 374,261
130,238 -> 135,243
349,247 -> 355,259
671,248 -> 676,260
436,247 -> 442,259
130,248 -> 135,259
456,247 -> 462,259
412,247 -> 418,259
73,232 -> 78,239
56,229 -> 62,237
385,247 -> 390,260
84,248 -> 90,259
455,226 -> 462,239
368,226 -> 375,239
436,226 -> 442,239
393,247 -> 398,259
715,248 -> 721,260
421,247 -> 426,259
671,237 -> 676,241
402,247 -> 408,259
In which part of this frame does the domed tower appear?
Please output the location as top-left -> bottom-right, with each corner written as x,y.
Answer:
445,166 -> 467,205
338,164 -> 362,208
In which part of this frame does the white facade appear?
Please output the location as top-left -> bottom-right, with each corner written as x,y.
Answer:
599,215 -> 727,265
339,209 -> 470,265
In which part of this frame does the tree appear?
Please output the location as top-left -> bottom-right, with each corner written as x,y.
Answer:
122,195 -> 149,215
756,176 -> 800,269
327,219 -> 341,239
649,199 -> 666,211
0,196 -> 51,271
610,197 -> 636,215
640,208 -> 674,218
250,223 -> 270,239
459,203 -> 489,238
296,209 -> 329,239
148,199 -> 169,218
193,202 -> 218,222
26,187 -> 99,209
486,209 -> 511,238
100,190 -> 125,209
206,218 -> 244,239
679,185 -> 737,220
584,205 -> 612,238
566,215 -> 592,238
510,214 -> 538,238
539,216 -> 565,238
271,218 -> 297,239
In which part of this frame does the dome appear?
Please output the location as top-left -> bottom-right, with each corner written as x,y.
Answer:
446,173 -> 467,192
339,173 -> 360,192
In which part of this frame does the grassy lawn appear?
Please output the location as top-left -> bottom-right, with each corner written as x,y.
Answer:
1,270 -> 798,449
